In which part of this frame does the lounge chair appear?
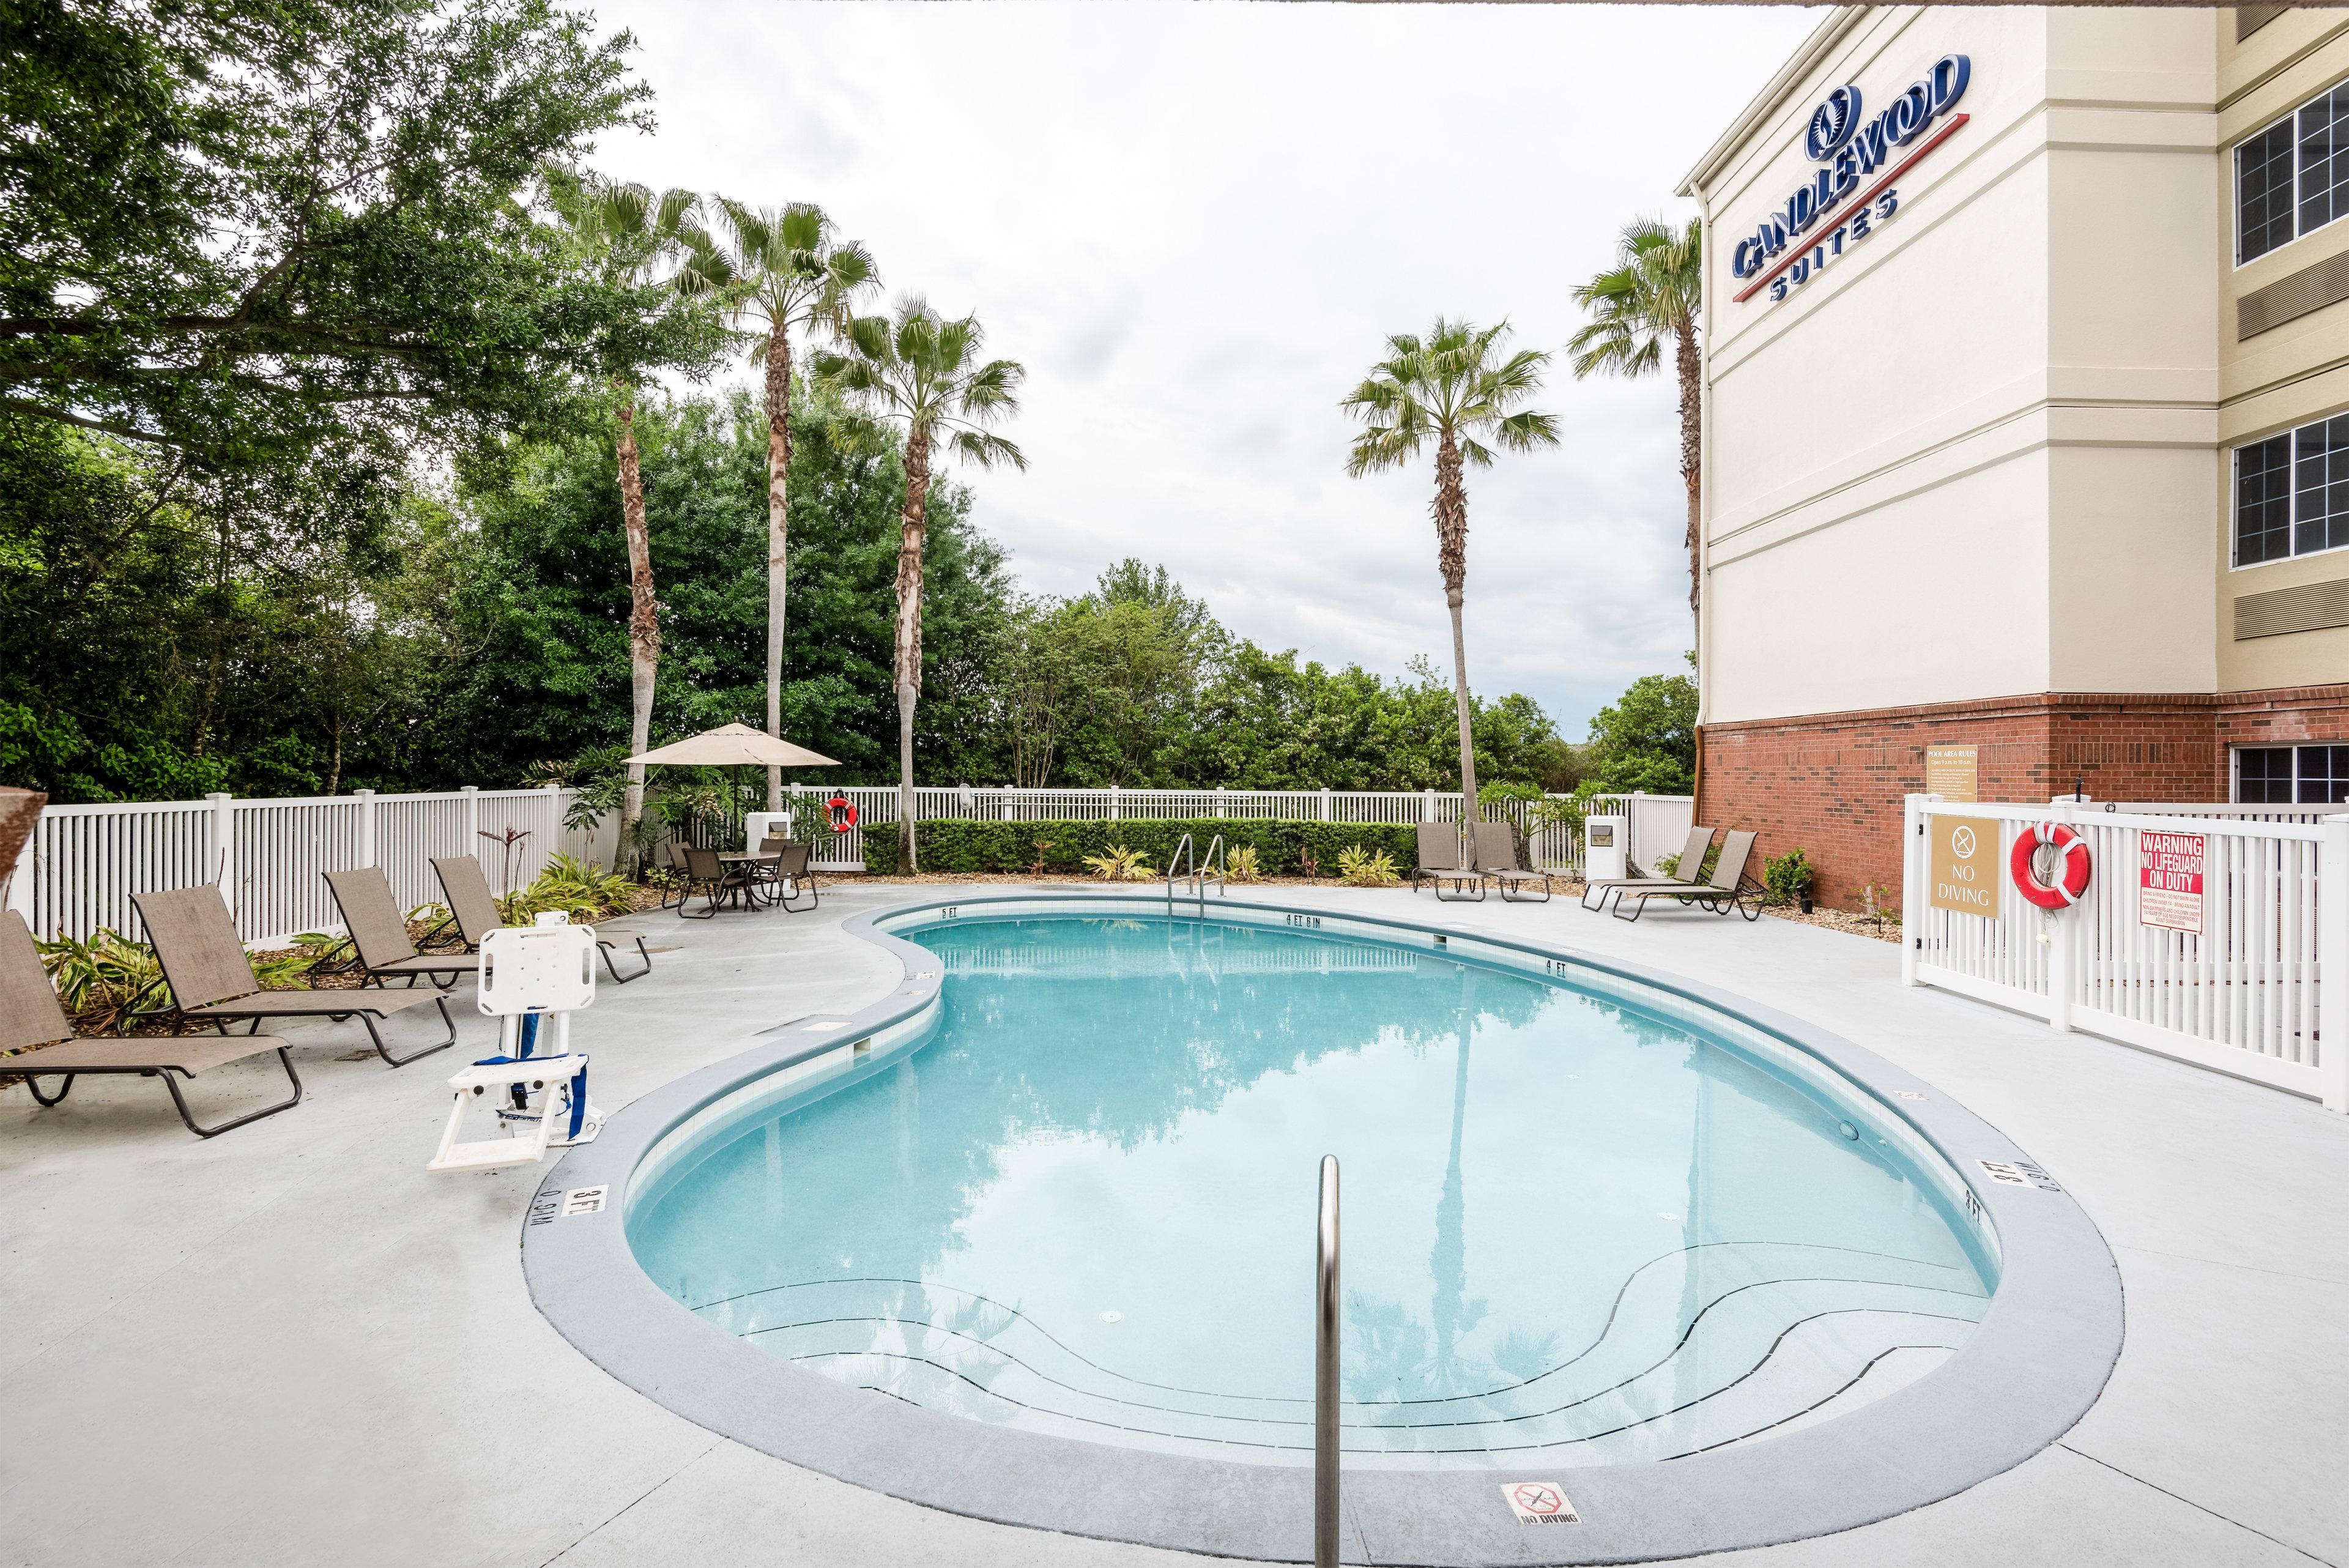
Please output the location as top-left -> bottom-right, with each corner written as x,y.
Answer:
1611,830 -> 1764,923
429,854 -> 651,983
1412,822 -> 1485,902
1473,822 -> 1552,903
319,868 -> 473,990
2,912 -> 302,1138
752,838 -> 819,913
1580,825 -> 1716,913
132,886 -> 456,1066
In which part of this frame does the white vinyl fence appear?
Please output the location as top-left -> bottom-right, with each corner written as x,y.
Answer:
7,787 -> 597,948
1901,794 -> 2349,1112
6,782 -> 1693,951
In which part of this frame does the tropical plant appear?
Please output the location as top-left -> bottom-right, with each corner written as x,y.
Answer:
1568,218 -> 1705,623
1342,321 -> 1558,870
1082,844 -> 1151,882
1337,845 -> 1401,886
677,202 -> 878,810
542,169 -> 717,855
815,300 -> 1025,873
253,933 -> 341,987
34,929 -> 165,1032
1223,844 -> 1263,883
496,853 -> 642,923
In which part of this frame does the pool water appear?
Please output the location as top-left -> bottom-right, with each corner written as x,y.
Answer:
628,915 -> 1994,1468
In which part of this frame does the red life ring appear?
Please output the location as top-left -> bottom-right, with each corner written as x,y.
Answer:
2009,820 -> 2091,909
826,795 -> 858,833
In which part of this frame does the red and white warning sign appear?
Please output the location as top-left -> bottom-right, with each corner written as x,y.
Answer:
2138,831 -> 2205,936
1501,1481 -> 1581,1525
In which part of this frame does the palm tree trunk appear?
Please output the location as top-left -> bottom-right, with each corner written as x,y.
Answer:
617,399 -> 660,875
763,327 -> 793,812
1674,313 -> 1702,628
1434,432 -> 1480,868
893,427 -> 933,875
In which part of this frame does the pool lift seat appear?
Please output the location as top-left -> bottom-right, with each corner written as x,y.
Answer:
427,915 -> 605,1173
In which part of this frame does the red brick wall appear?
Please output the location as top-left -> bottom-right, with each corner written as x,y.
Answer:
1694,685 -> 2349,909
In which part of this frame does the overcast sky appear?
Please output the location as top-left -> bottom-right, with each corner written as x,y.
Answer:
581,2 -> 1824,735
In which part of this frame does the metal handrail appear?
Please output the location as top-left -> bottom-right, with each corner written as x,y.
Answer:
1165,833 -> 1194,915
1315,1154 -> 1340,1568
1198,833 -> 1227,906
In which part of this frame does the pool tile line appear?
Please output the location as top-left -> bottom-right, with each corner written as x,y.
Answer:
522,890 -> 2126,1566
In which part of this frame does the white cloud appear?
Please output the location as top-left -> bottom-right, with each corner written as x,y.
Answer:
587,0 -> 1822,733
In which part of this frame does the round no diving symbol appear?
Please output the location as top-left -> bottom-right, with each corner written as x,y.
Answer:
1513,1484 -> 1563,1515
1951,825 -> 1977,860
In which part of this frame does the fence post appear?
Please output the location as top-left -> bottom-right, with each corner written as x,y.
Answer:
959,782 -> 972,817
1111,784 -> 1120,821
1423,788 -> 1436,823
208,792 -> 236,915
356,787 -> 377,868
1901,794 -> 1928,987
4,801 -> 35,924
543,783 -> 560,874
2046,801 -> 2076,1034
1320,787 -> 1332,823
2322,814 -> 2349,1113
463,785 -> 480,852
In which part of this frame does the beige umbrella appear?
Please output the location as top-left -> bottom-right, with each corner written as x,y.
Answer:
625,723 -> 841,769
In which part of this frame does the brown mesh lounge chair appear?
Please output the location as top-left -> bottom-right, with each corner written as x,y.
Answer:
429,854 -> 651,983
132,885 -> 455,1066
317,868 -> 474,990
752,838 -> 820,913
1580,825 -> 1715,913
1412,822 -> 1485,902
1611,830 -> 1764,923
2,912 -> 302,1137
1473,822 -> 1553,904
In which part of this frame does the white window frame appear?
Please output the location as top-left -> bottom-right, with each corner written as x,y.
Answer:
2230,743 -> 2349,804
2228,414 -> 2349,570
2232,78 -> 2349,269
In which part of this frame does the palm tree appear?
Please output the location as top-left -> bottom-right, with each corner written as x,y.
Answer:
1568,218 -> 1704,625
814,300 -> 1023,874
677,201 -> 878,810
543,169 -> 705,865
1342,321 -> 1557,868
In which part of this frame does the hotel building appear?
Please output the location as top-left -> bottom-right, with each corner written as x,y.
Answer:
1681,6 -> 2349,906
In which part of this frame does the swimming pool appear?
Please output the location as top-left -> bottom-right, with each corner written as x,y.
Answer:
629,913 -> 1994,1469
525,892 -> 2121,1563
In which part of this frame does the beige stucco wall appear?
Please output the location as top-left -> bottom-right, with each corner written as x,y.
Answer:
1685,7 -> 2221,727
2217,8 -> 2349,694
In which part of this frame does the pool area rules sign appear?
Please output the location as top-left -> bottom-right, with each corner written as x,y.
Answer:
1931,817 -> 2000,917
2139,831 -> 2205,935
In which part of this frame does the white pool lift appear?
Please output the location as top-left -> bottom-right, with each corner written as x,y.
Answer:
426,913 -> 606,1173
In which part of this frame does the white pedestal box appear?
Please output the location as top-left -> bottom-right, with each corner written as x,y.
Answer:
1584,816 -> 1628,883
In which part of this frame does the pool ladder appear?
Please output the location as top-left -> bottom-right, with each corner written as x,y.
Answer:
1164,832 -> 1226,917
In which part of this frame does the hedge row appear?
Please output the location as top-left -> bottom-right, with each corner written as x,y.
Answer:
861,816 -> 1419,876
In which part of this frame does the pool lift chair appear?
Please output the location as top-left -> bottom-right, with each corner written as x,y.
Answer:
426,913 -> 604,1173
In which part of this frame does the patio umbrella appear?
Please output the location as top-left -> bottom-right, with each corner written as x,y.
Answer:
625,723 -> 841,769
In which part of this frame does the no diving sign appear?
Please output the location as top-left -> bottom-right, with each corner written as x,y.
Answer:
1501,1481 -> 1581,1525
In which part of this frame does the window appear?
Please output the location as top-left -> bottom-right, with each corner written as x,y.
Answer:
2235,415 -> 2349,565
2236,78 -> 2349,264
2234,745 -> 2349,803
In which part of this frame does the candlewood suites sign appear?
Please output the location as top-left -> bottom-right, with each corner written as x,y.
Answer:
1731,54 -> 1973,306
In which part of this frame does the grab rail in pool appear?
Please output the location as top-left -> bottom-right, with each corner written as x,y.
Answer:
1315,1153 -> 1340,1568
1163,833 -> 1227,916
1165,833 -> 1194,916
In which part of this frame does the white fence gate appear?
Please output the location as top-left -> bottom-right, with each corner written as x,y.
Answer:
1901,795 -> 2348,1112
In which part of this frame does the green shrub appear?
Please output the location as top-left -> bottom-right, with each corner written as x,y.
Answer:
1762,847 -> 1815,906
1336,846 -> 1400,886
1082,845 -> 1152,881
862,817 -> 1419,877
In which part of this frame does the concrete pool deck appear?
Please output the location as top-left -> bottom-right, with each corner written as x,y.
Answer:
2,881 -> 2343,1567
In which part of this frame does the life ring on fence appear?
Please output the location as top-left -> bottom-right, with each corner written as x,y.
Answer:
2009,820 -> 2092,909
826,796 -> 858,833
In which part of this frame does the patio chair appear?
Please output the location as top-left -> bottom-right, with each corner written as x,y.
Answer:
754,838 -> 819,913
1611,830 -> 1764,923
132,885 -> 456,1066
1411,822 -> 1485,902
319,868 -> 473,990
1580,825 -> 1716,913
429,855 -> 651,984
677,844 -> 757,919
1473,822 -> 1553,904
1,912 -> 302,1138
